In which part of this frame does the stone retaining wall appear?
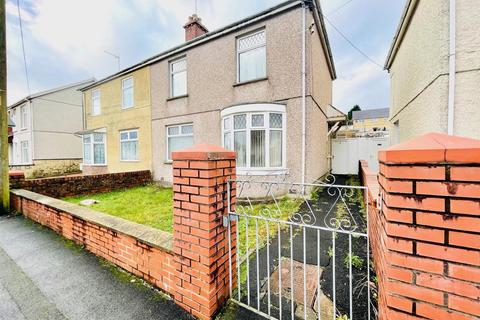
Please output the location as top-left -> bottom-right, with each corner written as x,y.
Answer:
9,170 -> 152,198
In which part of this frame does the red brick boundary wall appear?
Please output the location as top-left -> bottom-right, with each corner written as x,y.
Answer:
10,189 -> 175,294
171,144 -> 237,320
9,170 -> 152,198
10,144 -> 236,320
362,133 -> 480,320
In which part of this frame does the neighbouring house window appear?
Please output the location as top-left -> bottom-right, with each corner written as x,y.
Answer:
20,140 -> 29,163
222,109 -> 285,170
122,77 -> 134,109
83,133 -> 106,165
20,105 -> 27,129
92,89 -> 101,115
170,58 -> 187,97
166,123 -> 193,161
120,129 -> 138,161
237,29 -> 266,83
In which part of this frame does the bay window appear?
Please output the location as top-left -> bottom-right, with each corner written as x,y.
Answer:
166,123 -> 193,161
222,104 -> 285,171
120,129 -> 139,161
237,29 -> 266,83
83,133 -> 106,165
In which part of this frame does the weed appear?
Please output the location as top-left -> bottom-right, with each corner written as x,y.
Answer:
327,246 -> 334,257
344,253 -> 364,269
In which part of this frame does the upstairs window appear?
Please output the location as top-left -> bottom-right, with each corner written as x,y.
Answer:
20,105 -> 27,129
237,29 -> 266,83
122,77 -> 134,109
170,58 -> 187,97
166,123 -> 193,161
83,133 -> 106,165
120,129 -> 139,161
92,89 -> 101,115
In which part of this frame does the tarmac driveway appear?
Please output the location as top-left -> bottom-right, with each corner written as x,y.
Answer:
0,214 -> 193,320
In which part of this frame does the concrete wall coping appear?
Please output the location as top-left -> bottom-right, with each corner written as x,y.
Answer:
379,132 -> 480,164
11,189 -> 173,253
172,143 -> 236,160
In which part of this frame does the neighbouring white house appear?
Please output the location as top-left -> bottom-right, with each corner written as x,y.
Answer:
8,79 -> 94,178
385,0 -> 480,143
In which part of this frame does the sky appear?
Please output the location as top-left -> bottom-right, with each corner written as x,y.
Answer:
6,0 -> 406,112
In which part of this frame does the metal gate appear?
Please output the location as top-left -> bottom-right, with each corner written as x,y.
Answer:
224,175 -> 373,320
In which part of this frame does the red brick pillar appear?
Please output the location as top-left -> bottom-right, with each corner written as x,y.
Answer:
376,133 -> 480,320
171,144 -> 236,320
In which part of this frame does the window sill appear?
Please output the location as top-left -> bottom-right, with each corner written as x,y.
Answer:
164,161 -> 173,165
167,94 -> 188,102
233,77 -> 268,87
237,168 -> 288,176
121,106 -> 134,110
120,160 -> 140,162
82,164 -> 107,167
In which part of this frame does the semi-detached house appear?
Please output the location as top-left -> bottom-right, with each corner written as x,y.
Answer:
79,0 -> 338,185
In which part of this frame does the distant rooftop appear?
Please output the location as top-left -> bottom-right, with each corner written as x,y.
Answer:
352,108 -> 389,120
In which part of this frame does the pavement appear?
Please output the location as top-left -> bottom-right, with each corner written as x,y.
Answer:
0,214 -> 193,320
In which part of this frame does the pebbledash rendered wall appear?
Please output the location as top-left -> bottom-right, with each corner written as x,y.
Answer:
361,133 -> 480,320
10,145 -> 236,320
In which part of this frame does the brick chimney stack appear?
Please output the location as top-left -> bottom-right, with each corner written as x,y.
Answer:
183,14 -> 208,42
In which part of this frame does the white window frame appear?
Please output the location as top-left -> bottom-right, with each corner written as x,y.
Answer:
20,105 -> 27,129
91,89 -> 101,116
166,123 -> 193,162
121,76 -> 134,109
20,140 -> 29,164
120,129 -> 139,161
82,132 -> 107,165
221,103 -> 286,174
236,29 -> 267,83
169,57 -> 187,98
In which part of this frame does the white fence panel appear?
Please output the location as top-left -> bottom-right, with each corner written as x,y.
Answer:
331,136 -> 389,174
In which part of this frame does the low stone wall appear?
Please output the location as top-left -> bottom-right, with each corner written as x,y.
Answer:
10,189 -> 175,294
10,159 -> 82,179
9,170 -> 152,198
361,133 -> 480,320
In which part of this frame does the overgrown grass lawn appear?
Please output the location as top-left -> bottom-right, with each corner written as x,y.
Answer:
63,185 -> 174,232
64,185 -> 303,256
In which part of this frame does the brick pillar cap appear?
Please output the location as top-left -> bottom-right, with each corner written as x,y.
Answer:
9,170 -> 25,178
172,143 -> 236,161
379,132 -> 480,164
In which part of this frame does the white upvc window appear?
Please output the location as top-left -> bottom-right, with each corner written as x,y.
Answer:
237,29 -> 266,83
92,89 -> 101,115
83,133 -> 106,165
121,77 -> 134,109
222,105 -> 285,172
20,105 -> 27,129
170,58 -> 187,98
20,140 -> 29,163
166,123 -> 193,161
120,129 -> 139,161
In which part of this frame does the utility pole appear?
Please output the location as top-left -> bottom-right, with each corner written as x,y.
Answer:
0,0 -> 9,214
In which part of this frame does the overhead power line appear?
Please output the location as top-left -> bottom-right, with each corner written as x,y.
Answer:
322,14 -> 383,69
17,0 -> 30,94
327,0 -> 356,16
